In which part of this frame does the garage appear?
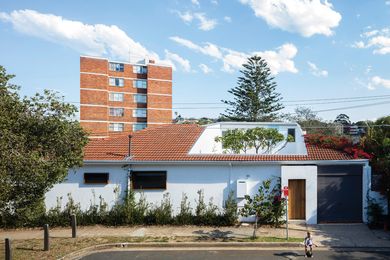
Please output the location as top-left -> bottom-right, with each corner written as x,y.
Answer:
317,165 -> 362,223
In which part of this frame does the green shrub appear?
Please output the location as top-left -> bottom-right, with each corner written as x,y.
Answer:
367,197 -> 384,228
175,193 -> 193,225
145,193 -> 173,225
222,191 -> 238,226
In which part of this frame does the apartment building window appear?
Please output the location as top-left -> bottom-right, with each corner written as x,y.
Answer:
109,108 -> 124,117
109,62 -> 124,72
133,79 -> 147,89
134,94 -> 147,103
109,77 -> 124,87
109,92 -> 124,102
133,65 -> 147,74
131,171 -> 167,190
133,123 -> 147,131
109,123 -> 124,132
133,108 -> 147,118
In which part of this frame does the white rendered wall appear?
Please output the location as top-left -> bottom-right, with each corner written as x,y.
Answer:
189,122 -> 307,155
130,164 -> 279,215
281,165 -> 318,224
45,165 -> 128,211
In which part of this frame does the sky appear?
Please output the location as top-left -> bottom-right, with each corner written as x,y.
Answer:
1,0 -> 390,123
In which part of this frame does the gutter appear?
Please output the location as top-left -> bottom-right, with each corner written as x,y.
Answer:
83,159 -> 369,166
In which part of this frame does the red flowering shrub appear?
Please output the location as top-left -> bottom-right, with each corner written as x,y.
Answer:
305,134 -> 372,159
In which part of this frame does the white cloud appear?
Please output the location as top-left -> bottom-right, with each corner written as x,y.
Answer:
0,9 -> 195,72
199,63 -> 213,74
177,11 -> 193,23
193,13 -> 217,31
170,36 -> 223,58
386,1 -> 390,5
171,36 -> 298,74
307,62 -> 328,77
239,0 -> 342,37
0,9 -> 159,62
352,41 -> 365,48
224,16 -> 232,23
164,50 -> 191,72
354,27 -> 390,55
174,11 -> 217,31
368,76 -> 390,90
211,0 -> 219,5
191,0 -> 200,6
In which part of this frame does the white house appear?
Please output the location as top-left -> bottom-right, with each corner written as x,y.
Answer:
45,122 -> 379,224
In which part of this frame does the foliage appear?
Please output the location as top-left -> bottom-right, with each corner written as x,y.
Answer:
360,116 -> 390,219
240,178 -> 286,228
366,197 -> 384,228
145,193 -> 174,225
334,113 -> 351,125
175,193 -> 193,225
221,56 -> 284,121
222,191 -> 238,226
281,107 -> 342,135
0,66 -> 88,227
305,134 -> 372,159
215,127 -> 287,154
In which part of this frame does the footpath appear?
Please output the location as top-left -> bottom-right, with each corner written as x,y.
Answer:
1,223 -> 390,248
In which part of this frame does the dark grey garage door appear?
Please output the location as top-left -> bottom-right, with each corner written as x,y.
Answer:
317,165 -> 362,223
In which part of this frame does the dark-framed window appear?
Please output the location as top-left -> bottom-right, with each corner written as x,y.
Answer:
131,171 -> 167,190
84,173 -> 109,184
287,128 -> 296,142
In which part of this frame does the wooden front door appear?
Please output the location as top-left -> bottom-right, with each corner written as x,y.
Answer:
288,179 -> 306,220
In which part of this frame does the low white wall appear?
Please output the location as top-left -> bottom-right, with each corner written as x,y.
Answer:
281,165 -> 318,224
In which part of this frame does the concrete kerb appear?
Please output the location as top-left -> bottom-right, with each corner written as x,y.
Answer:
60,242 -> 303,260
60,242 -> 390,260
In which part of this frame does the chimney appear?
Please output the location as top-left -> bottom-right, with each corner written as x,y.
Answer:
149,59 -> 155,64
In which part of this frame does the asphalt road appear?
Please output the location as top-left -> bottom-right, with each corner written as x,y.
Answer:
81,249 -> 390,260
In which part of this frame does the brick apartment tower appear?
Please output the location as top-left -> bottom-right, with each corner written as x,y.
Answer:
80,56 -> 172,138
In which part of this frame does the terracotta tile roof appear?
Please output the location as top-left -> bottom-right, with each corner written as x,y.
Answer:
83,124 -> 357,162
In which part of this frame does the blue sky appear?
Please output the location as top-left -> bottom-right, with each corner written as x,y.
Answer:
1,0 -> 390,122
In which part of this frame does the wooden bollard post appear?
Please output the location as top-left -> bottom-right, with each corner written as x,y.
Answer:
43,224 -> 49,251
71,214 -> 77,238
5,238 -> 12,260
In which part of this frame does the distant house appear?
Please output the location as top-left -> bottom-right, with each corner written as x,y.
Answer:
45,122 -> 380,224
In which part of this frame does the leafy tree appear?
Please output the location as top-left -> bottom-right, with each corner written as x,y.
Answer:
240,178 -> 286,237
361,116 -> 390,223
334,113 -> 351,125
215,127 -> 287,154
221,56 -> 284,121
282,107 -> 343,135
0,66 -> 88,226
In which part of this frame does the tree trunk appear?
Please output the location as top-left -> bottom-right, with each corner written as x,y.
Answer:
252,215 -> 258,238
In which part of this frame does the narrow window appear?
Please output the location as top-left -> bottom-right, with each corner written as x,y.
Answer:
109,93 -> 124,102
134,94 -> 147,103
133,108 -> 147,118
109,108 -> 124,117
109,62 -> 124,72
109,123 -> 124,132
131,171 -> 167,190
109,77 -> 124,87
287,128 -> 296,142
133,80 -> 147,89
84,173 -> 109,184
133,123 -> 147,131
